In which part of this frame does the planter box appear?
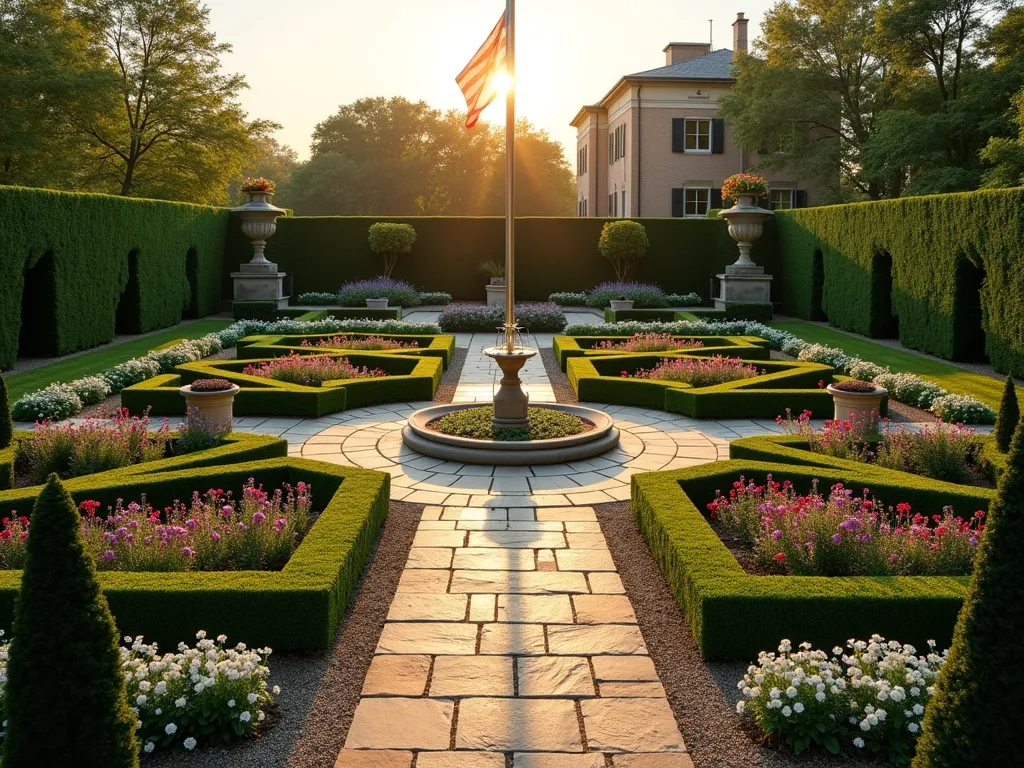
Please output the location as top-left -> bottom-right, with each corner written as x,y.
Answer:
609,300 -> 634,311
366,298 -> 389,309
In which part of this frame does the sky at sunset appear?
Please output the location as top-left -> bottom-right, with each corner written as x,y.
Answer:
208,0 -> 777,162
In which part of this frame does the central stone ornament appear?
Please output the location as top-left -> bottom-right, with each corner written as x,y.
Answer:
483,345 -> 537,429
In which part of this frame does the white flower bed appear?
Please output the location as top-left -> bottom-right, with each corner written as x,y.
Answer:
68,375 -> 112,406
10,383 -> 82,422
562,318 -> 996,423
737,636 -> 944,763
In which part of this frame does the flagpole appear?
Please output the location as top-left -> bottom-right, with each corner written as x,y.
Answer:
503,0 -> 516,353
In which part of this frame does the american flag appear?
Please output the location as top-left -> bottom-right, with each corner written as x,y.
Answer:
455,12 -> 507,129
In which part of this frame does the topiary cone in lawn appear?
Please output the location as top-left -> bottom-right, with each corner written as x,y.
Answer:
910,418 -> 1024,768
994,375 -> 1019,453
0,373 -> 12,450
2,474 -> 139,767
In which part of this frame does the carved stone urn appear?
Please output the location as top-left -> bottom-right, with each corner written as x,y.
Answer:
714,189 -> 775,310
231,188 -> 289,308
718,194 -> 774,269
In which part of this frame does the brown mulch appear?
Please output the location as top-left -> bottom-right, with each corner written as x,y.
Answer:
594,501 -> 875,768
541,348 -> 577,404
153,501 -> 422,768
433,347 -> 468,404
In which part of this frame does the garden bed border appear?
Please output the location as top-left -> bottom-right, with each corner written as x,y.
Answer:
236,331 -> 457,367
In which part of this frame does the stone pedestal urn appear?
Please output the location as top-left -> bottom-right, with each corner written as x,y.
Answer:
231,188 -> 289,307
826,382 -> 888,433
179,383 -> 240,428
718,194 -> 774,270
484,347 -> 537,428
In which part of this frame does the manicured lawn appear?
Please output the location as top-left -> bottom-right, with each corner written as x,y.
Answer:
771,320 -> 1013,409
6,319 -> 232,400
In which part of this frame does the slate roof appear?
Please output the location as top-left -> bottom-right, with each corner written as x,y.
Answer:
627,48 -> 735,81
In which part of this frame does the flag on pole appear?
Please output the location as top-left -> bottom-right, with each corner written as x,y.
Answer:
455,12 -> 507,129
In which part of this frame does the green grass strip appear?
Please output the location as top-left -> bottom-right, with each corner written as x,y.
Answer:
771,320 -> 1012,409
6,319 -> 232,400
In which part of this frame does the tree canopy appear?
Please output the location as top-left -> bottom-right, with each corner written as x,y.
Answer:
288,97 -> 576,216
719,0 -> 1024,201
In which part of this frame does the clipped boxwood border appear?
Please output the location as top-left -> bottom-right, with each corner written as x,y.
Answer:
730,433 -> 1009,486
552,335 -> 772,371
632,459 -> 991,660
122,353 -> 442,418
0,457 -> 389,650
567,354 -> 846,418
236,332 -> 457,368
0,430 -> 286,493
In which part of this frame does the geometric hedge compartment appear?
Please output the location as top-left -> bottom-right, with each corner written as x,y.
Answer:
122,353 -> 444,418
729,433 -> 1008,488
0,429 -> 288,493
632,459 -> 990,660
235,331 -> 458,368
0,457 -> 390,651
567,353 -> 843,419
552,334 -> 772,371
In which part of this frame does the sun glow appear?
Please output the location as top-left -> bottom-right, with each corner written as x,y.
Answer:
492,69 -> 514,95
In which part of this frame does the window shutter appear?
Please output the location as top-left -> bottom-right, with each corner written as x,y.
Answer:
794,190 -> 808,208
672,119 -> 685,153
622,124 -> 627,156
711,118 -> 725,154
671,188 -> 685,217
710,188 -> 723,209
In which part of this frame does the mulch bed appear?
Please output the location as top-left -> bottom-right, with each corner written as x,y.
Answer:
433,347 -> 468,404
153,501 -> 422,768
594,501 -> 875,768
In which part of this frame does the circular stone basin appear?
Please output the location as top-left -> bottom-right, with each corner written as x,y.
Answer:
403,403 -> 620,466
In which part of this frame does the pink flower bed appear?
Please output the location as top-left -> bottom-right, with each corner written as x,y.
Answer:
706,476 -> 983,576
243,353 -> 386,386
300,335 -> 418,351
594,333 -> 705,353
625,355 -> 760,388
0,480 -> 312,571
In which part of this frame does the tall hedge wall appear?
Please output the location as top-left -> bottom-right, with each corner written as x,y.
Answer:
223,215 -> 780,303
775,188 -> 1024,374
0,185 -> 230,369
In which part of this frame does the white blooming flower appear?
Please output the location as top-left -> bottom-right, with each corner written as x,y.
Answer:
853,738 -> 865,748
135,694 -> 147,706
782,706 -> 792,717
736,701 -> 745,714
908,722 -> 919,733
248,693 -> 258,704
165,723 -> 177,735
793,702 -> 804,713
239,711 -> 251,722
184,737 -> 197,750
175,697 -> 187,708
815,692 -> 826,702
144,742 -> 155,754
227,699 -> 235,708
913,703 -> 924,715
272,685 -> 281,695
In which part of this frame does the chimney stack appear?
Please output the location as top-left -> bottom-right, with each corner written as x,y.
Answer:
663,42 -> 712,65
732,12 -> 748,52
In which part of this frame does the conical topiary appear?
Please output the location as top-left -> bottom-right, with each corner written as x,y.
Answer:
0,373 -> 12,450
2,475 -> 139,767
910,419 -> 1024,767
994,375 -> 1019,453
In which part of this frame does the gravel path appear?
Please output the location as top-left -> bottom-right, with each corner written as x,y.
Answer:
595,501 -> 875,768
432,347 -> 468,404
541,348 -> 577,403
151,501 -> 422,768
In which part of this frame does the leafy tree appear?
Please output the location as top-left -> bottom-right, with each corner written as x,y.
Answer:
598,221 -> 649,282
0,0 -> 114,189
994,375 -> 1020,453
2,474 -> 138,767
75,0 -> 276,202
226,136 -> 299,205
367,222 -> 416,278
480,120 -> 576,216
0,372 -> 12,450
910,417 -> 1024,767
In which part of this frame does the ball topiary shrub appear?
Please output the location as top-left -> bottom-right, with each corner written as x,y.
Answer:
0,373 -> 12,450
598,220 -> 648,282
995,376 -> 1019,453
368,222 -> 416,279
2,474 -> 138,767
910,420 -> 1024,767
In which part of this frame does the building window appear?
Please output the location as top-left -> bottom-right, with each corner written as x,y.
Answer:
769,189 -> 793,210
608,193 -> 615,216
685,187 -> 710,217
577,145 -> 588,176
621,190 -> 627,217
684,119 -> 711,152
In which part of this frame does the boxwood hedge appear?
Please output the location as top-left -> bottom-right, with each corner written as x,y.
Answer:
566,354 -> 843,418
122,353 -> 443,417
775,188 -> 1024,374
0,457 -> 389,650
632,460 -> 991,659
552,335 -> 771,371
236,332 -> 457,368
0,185 -> 229,369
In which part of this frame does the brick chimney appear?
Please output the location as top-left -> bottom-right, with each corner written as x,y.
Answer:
732,12 -> 748,52
663,42 -> 712,65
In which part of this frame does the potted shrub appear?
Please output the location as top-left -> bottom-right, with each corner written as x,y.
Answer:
368,222 -> 416,279
826,379 -> 888,433
479,259 -> 505,285
598,220 -> 649,282
179,378 -> 240,429
609,295 -> 634,311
